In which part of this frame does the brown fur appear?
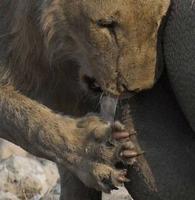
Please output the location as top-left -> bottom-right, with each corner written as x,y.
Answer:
0,0 -> 170,199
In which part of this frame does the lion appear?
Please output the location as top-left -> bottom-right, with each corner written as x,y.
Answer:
0,0 -> 170,199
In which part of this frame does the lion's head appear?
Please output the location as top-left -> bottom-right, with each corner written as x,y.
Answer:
42,0 -> 170,96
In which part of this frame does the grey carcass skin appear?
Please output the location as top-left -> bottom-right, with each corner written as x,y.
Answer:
164,0 -> 195,131
125,75 -> 195,200
125,1 -> 195,199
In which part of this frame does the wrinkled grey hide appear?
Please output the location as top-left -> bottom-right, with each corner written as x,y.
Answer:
126,75 -> 195,200
164,0 -> 195,132
125,0 -> 195,199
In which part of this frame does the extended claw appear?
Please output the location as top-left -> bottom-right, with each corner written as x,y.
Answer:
120,150 -> 138,158
112,131 -> 130,140
117,176 -> 130,183
117,169 -> 130,183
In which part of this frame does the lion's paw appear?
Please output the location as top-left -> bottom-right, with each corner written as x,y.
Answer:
76,162 -> 129,193
77,116 -> 138,166
60,115 -> 139,192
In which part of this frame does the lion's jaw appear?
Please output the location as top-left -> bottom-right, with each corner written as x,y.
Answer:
43,0 -> 170,96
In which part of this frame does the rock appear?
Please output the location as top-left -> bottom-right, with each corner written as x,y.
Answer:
0,156 -> 59,200
41,183 -> 60,200
0,191 -> 19,200
103,187 -> 133,200
37,159 -> 59,191
0,139 -> 27,159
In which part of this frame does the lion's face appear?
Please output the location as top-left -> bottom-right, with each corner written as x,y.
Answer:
59,0 -> 170,96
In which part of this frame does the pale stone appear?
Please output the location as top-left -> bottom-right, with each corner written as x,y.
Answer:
102,187 -> 133,200
0,156 -> 58,200
0,139 -> 27,159
0,191 -> 19,200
